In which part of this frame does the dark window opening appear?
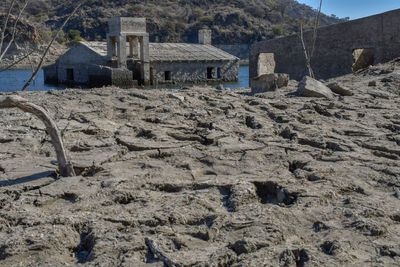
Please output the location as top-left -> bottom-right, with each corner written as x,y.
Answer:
217,67 -> 221,79
66,68 -> 74,81
207,67 -> 215,79
352,48 -> 374,72
165,71 -> 171,81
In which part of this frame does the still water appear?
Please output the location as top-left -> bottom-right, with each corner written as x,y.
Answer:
0,66 -> 249,92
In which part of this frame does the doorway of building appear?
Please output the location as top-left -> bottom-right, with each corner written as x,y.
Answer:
352,48 -> 374,72
150,67 -> 154,85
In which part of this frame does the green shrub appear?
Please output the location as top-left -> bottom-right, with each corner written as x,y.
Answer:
199,16 -> 214,24
273,26 -> 284,36
66,29 -> 83,45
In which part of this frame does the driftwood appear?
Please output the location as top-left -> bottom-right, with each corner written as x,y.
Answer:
145,237 -> 182,267
0,95 -> 75,177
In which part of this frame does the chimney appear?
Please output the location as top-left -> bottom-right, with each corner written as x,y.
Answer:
198,28 -> 212,45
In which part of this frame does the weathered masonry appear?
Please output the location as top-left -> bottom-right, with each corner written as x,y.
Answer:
250,9 -> 400,82
44,17 -> 239,87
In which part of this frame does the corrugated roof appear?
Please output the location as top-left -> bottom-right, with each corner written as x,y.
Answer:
80,41 -> 238,62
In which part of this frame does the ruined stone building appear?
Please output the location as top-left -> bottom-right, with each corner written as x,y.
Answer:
44,17 -> 239,87
250,9 -> 400,82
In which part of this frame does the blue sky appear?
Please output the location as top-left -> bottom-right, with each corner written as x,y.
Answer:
296,0 -> 400,19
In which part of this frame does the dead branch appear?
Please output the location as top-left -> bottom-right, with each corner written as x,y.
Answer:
300,24 -> 313,78
0,0 -> 17,55
145,237 -> 182,267
310,0 -> 323,58
0,95 -> 75,177
0,47 -> 34,72
0,0 -> 30,62
299,0 -> 322,79
21,1 -> 83,91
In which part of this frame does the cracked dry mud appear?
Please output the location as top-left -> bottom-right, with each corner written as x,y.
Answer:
1,59 -> 400,266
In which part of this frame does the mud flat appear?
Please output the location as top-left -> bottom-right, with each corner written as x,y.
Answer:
0,59 -> 400,266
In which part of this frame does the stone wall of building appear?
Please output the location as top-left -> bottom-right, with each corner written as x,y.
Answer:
55,44 -> 107,85
150,60 -> 239,85
250,9 -> 400,81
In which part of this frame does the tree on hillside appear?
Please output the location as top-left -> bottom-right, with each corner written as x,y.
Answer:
0,0 -> 84,177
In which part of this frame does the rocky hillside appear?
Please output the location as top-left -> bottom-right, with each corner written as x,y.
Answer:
0,58 -> 399,266
34,0 -> 342,44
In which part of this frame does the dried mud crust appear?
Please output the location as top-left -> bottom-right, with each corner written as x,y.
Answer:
0,60 -> 400,266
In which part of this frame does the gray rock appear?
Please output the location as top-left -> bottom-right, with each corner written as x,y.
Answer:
168,93 -> 185,102
216,84 -> 224,90
251,73 -> 289,93
297,76 -> 334,99
368,80 -> 377,86
367,89 -> 392,99
327,82 -> 354,96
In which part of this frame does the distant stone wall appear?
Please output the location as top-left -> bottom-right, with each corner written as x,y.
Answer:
215,45 -> 250,59
150,60 -> 239,85
250,9 -> 400,81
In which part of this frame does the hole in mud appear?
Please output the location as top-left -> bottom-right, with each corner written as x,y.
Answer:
74,231 -> 95,264
61,192 -> 78,203
288,161 -> 308,173
73,165 -> 104,177
313,221 -> 329,232
153,183 -> 183,193
114,191 -> 135,205
136,129 -> 155,139
280,248 -> 310,267
219,186 -> 233,212
253,181 -> 297,206
321,240 -> 340,256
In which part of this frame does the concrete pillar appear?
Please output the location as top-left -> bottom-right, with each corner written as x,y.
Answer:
117,34 -> 127,67
140,34 -> 150,85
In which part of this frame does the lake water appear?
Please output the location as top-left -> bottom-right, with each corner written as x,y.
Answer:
0,66 -> 249,92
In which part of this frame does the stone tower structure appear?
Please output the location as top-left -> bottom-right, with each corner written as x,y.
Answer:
107,17 -> 150,85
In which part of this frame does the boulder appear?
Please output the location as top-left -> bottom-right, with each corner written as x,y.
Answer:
251,73 -> 289,93
327,82 -> 354,96
297,76 -> 334,99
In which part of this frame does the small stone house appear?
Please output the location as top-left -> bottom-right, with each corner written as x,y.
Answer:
44,17 -> 239,87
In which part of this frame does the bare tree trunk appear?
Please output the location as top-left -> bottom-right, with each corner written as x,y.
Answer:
0,95 -> 75,177
299,0 -> 322,78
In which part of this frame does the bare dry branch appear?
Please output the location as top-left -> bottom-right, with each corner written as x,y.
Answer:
299,0 -> 322,78
0,47 -> 34,72
0,0 -> 30,62
310,0 -> 323,58
0,0 -> 17,54
145,237 -> 182,267
21,1 -> 83,91
0,95 -> 75,177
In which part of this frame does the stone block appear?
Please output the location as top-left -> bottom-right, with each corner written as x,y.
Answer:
327,83 -> 354,96
297,76 -> 334,99
251,73 -> 289,93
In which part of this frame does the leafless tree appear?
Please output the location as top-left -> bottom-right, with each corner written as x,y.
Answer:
299,0 -> 323,78
0,0 -> 84,177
